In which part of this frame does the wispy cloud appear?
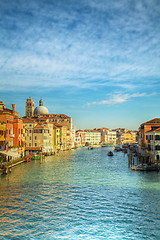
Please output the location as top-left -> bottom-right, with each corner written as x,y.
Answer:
0,0 -> 160,93
86,92 -> 157,107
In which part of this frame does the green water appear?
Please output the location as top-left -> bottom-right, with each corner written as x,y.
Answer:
0,147 -> 160,239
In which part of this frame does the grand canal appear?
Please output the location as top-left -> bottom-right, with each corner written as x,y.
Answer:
0,147 -> 160,239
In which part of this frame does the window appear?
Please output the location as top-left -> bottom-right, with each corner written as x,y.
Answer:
35,136 -> 37,140
35,143 -> 37,147
29,143 -> 31,147
29,136 -> 31,140
155,145 -> 160,150
155,135 -> 160,140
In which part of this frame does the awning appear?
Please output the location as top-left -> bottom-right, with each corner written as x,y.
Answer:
25,147 -> 42,151
0,150 -> 20,157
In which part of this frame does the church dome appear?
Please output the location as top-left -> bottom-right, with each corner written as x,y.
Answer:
34,99 -> 49,115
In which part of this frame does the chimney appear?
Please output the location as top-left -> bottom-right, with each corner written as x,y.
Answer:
12,104 -> 16,112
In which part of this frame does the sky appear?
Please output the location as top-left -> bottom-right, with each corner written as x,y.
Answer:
0,0 -> 160,130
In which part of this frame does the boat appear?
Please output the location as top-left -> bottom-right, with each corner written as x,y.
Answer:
122,149 -> 127,153
107,151 -> 114,156
131,164 -> 159,171
114,147 -> 123,152
88,146 -> 93,150
32,154 -> 44,160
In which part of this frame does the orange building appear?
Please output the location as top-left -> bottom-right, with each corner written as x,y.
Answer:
0,101 -> 25,152
13,118 -> 25,147
139,118 -> 160,149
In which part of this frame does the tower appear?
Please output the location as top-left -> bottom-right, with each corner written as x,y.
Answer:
25,97 -> 34,117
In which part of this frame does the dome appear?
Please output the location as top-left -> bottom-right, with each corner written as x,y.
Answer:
34,98 -> 49,115
34,106 -> 49,115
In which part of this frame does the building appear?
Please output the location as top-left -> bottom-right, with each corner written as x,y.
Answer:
70,127 -> 76,149
0,122 -> 6,148
24,118 -> 53,154
24,97 -> 75,151
13,118 -> 25,148
0,101 -> 25,158
115,128 -> 138,145
53,125 -> 61,151
75,132 -> 82,147
145,128 -> 160,163
84,130 -> 101,145
120,131 -> 133,145
24,97 -> 74,150
138,118 -> 160,150
25,97 -> 34,117
53,123 -> 67,151
75,130 -> 85,147
96,128 -> 117,145
131,131 -> 138,143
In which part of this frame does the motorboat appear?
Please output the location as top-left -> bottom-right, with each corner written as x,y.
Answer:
114,147 -> 122,152
107,151 -> 114,156
88,146 -> 93,150
131,164 -> 159,171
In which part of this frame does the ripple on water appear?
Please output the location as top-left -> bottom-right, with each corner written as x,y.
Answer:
0,148 -> 160,240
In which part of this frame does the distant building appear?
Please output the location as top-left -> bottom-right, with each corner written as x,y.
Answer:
25,97 -> 34,117
96,128 -> 116,145
75,130 -> 85,146
115,128 -> 138,145
84,130 -> 101,145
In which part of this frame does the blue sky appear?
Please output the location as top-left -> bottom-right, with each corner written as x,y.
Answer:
0,0 -> 160,130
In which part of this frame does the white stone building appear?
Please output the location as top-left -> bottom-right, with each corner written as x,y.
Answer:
84,130 -> 101,145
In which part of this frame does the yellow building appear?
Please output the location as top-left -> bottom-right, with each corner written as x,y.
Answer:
0,122 -> 6,148
54,123 -> 67,151
24,118 -> 53,154
121,131 -> 133,144
53,126 -> 61,151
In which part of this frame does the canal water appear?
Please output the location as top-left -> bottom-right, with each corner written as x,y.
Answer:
0,147 -> 160,239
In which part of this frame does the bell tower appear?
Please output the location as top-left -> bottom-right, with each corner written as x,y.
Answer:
25,97 -> 34,117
